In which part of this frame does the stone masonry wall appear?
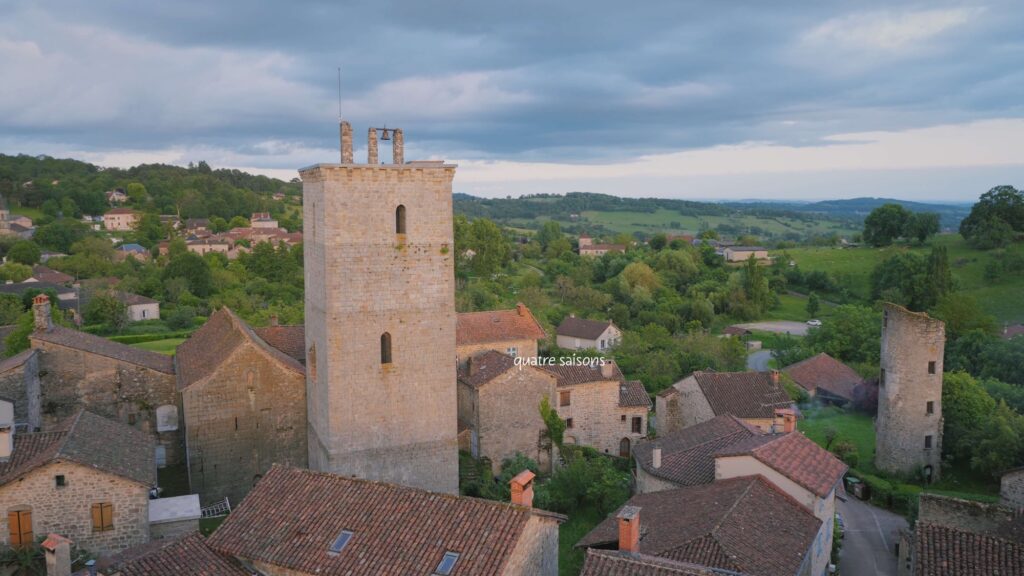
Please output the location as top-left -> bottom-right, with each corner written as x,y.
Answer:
875,304 -> 944,479
0,461 -> 149,556
0,351 -> 41,430
150,518 -> 199,541
1001,470 -> 1024,510
31,340 -> 181,465
918,493 -> 1015,534
656,376 -> 715,436
183,343 -> 307,506
476,366 -> 556,473
556,380 -> 647,456
634,466 -> 684,494
502,515 -> 561,576
302,162 -> 459,494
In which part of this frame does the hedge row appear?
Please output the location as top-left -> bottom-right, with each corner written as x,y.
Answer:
848,468 -> 921,519
107,330 -> 195,345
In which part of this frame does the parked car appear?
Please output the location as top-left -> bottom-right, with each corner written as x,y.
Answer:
806,319 -> 822,327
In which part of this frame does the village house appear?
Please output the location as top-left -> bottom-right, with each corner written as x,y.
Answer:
576,476 -> 823,576
96,531 -> 251,575
0,407 -> 154,556
457,350 -> 558,472
783,352 -> 864,405
578,234 -> 626,257
27,295 -> 181,467
541,360 -> 650,457
176,308 -> 307,506
114,243 -> 150,263
184,218 -> 211,235
897,493 -> 1024,575
456,303 -> 547,365
185,235 -> 247,259
205,465 -> 564,576
555,315 -> 621,351
106,189 -> 129,204
250,212 -> 279,228
27,264 -> 74,285
103,208 -> 141,232
723,245 -> 770,262
656,370 -> 795,435
110,291 -> 161,322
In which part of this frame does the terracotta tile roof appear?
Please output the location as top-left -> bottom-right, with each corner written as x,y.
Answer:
176,308 -> 303,391
457,350 -> 517,388
253,325 -> 306,363
111,290 -> 159,306
714,432 -> 847,498
456,304 -> 546,346
556,316 -> 614,339
783,353 -> 863,401
31,265 -> 74,284
620,380 -> 652,408
580,549 -> 727,576
721,326 -> 752,337
207,465 -> 564,576
914,522 -> 1024,576
542,360 -> 624,387
105,207 -> 139,215
0,410 -> 155,487
635,415 -> 762,486
31,326 -> 174,373
576,476 -> 821,576
111,532 -> 250,576
691,371 -> 793,419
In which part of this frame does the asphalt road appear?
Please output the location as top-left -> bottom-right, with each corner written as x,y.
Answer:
732,321 -> 810,336
747,349 -> 773,371
837,496 -> 908,576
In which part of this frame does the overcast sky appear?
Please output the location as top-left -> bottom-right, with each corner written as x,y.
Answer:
1,1 -> 1021,201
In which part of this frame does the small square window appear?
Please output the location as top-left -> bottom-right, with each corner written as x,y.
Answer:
559,391 -> 571,407
621,415 -> 626,421
928,361 -> 936,375
435,551 -> 460,576
55,475 -> 66,488
926,401 -> 934,415
506,347 -> 518,358
566,418 -> 574,429
924,435 -> 933,449
632,417 -> 643,434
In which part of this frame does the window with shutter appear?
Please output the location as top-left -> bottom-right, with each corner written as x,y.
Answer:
92,503 -> 114,532
8,509 -> 32,548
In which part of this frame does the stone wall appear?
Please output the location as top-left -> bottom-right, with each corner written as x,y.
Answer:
0,351 -> 41,430
655,376 -> 714,436
31,340 -> 181,465
634,466 -> 683,494
917,493 -> 1015,534
1001,469 -> 1024,510
302,161 -> 459,494
183,343 -> 307,506
875,304 -> 944,479
474,366 -> 556,473
457,338 -> 538,366
0,461 -> 149,556
502,515 -> 561,576
556,380 -> 647,456
150,517 -> 199,541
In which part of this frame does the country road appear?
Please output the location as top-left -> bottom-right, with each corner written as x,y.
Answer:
732,321 -> 809,336
747,350 -> 773,371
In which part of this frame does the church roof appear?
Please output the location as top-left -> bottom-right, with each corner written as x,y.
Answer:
456,304 -> 546,346
31,326 -> 174,373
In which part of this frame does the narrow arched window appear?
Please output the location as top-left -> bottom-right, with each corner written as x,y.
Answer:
380,332 -> 392,364
395,205 -> 406,234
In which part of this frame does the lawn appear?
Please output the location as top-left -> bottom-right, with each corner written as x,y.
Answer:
578,209 -> 860,238
558,509 -> 603,576
10,205 -> 45,220
762,293 -> 834,323
776,235 -> 1024,322
131,338 -> 186,355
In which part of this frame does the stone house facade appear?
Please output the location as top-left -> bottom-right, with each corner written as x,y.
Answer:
456,303 -> 547,366
723,246 -> 769,262
457,351 -> 557,472
876,303 -> 944,481
301,124 -> 458,494
555,315 -> 621,351
0,349 -> 42,430
656,370 -> 793,435
543,361 -> 650,457
111,291 -> 161,322
28,296 -> 181,467
103,208 -> 140,232
1000,467 -> 1024,510
177,308 -> 307,506
0,410 -> 154,556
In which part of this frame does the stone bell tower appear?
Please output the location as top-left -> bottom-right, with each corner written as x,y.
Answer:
300,122 -> 458,494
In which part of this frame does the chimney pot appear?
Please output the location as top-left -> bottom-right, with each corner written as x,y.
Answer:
33,295 -> 53,332
270,314 -> 279,327
617,506 -> 641,554
516,302 -> 527,317
770,369 -> 780,386
600,361 -> 615,379
774,408 -> 797,434
42,533 -> 73,576
652,447 -> 661,469
510,469 -> 536,507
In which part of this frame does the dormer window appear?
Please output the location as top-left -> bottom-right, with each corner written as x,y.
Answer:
329,530 -> 353,555
434,551 -> 460,576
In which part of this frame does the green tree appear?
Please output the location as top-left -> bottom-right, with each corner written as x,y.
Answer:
466,218 -> 511,277
32,218 -> 90,253
7,241 -> 41,265
960,185 -> 1024,248
863,203 -> 910,247
942,371 -> 997,462
903,212 -> 940,243
931,293 -> 996,340
806,292 -> 820,318
83,292 -> 128,332
0,294 -> 24,325
741,255 -> 770,315
228,216 -> 250,229
163,252 -> 212,297
125,182 -> 148,203
805,305 -> 880,364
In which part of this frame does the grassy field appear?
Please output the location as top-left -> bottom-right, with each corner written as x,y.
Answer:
130,338 -> 185,355
558,509 -> 602,576
777,234 -> 1024,322
762,292 -> 835,322
10,205 -> 45,220
577,208 -> 860,238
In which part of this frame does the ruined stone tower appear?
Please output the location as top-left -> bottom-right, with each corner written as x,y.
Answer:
299,121 -> 458,494
875,303 -> 944,481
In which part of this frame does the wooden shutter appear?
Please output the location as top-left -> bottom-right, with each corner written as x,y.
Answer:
8,510 -> 31,547
101,503 -> 114,531
92,503 -> 113,532
91,503 -> 103,532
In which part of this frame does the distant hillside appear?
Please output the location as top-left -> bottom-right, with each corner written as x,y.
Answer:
724,197 -> 971,228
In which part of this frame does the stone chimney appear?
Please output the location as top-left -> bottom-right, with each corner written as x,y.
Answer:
516,302 -> 527,317
600,360 -> 615,379
617,506 -> 641,554
269,314 -> 279,327
392,128 -> 404,164
42,534 -> 72,576
510,469 -> 535,507
774,408 -> 797,434
367,128 -> 379,164
339,121 -> 353,164
652,446 -> 661,469
33,294 -> 53,332
770,369 -> 780,386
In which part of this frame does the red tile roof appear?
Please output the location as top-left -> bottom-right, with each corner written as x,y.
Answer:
31,326 -> 174,374
456,304 -> 546,346
457,350 -> 517,388
690,371 -> 793,419
30,265 -> 74,284
111,290 -> 159,306
556,316 -> 614,339
0,410 -> 155,487
634,415 -> 762,486
576,476 -> 821,576
914,522 -> 1024,576
176,308 -> 304,391
542,360 -> 624,387
783,353 -> 863,401
620,380 -> 652,408
110,532 -> 250,576
580,549 -> 723,576
253,325 -> 306,363
715,432 -> 847,498
207,465 -> 564,576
